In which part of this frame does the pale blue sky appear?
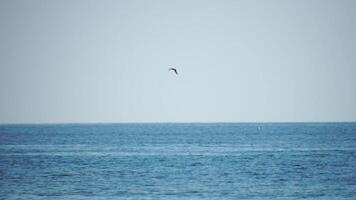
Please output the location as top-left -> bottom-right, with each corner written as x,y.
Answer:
1,0 -> 356,123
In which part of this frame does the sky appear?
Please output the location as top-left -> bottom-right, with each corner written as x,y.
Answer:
0,0 -> 356,123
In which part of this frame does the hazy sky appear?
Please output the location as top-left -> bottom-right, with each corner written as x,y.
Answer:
1,0 -> 356,123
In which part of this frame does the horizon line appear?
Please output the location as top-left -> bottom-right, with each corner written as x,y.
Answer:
1,121 -> 356,125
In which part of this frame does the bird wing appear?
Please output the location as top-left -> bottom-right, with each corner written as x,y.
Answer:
168,67 -> 178,75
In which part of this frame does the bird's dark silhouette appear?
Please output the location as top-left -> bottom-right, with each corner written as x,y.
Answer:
169,67 -> 178,75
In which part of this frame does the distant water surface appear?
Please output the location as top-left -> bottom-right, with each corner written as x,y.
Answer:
0,123 -> 356,199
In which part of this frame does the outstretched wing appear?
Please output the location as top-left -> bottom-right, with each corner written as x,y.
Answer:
168,68 -> 178,75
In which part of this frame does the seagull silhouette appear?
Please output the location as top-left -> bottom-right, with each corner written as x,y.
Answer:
168,67 -> 178,75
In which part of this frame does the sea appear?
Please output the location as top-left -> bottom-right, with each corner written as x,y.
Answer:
0,123 -> 355,200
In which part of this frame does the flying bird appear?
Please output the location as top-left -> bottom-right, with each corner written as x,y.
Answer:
168,67 -> 178,75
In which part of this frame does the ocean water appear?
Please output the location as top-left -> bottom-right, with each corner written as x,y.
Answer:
0,123 -> 355,200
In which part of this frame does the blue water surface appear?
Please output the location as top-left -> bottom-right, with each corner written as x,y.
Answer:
0,123 -> 355,199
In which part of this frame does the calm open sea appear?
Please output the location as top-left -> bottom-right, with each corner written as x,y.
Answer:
0,123 -> 355,199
